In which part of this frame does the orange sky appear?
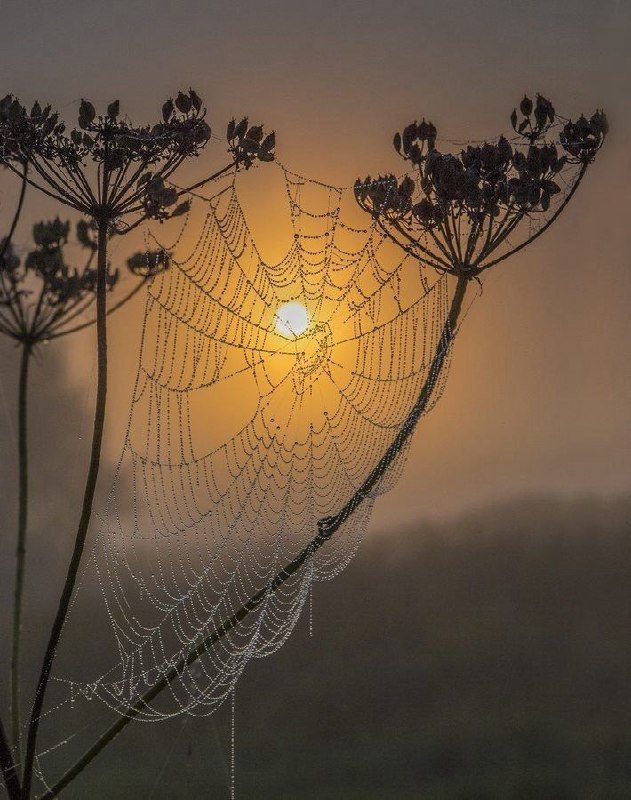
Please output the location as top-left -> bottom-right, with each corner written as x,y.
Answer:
0,0 -> 629,528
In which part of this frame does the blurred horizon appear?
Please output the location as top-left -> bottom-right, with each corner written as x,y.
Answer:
2,470 -> 631,797
0,334 -> 630,796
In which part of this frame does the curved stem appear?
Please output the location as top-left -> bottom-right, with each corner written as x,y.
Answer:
22,219 -> 110,799
1,715 -> 21,799
120,161 -> 236,219
378,218 -> 448,273
4,157 -> 83,213
37,275 -> 469,800
11,341 -> 32,765
45,278 -> 147,341
317,275 -> 467,531
477,163 -> 587,273
0,161 -> 28,263
175,162 -> 236,197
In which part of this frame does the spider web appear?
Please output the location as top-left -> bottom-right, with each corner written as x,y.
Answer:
56,163 -> 460,721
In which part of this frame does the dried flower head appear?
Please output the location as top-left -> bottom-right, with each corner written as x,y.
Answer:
0,218 -> 120,342
354,95 -> 607,278
0,91 -> 275,231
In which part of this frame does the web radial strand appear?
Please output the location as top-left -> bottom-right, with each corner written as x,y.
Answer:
59,164 -> 459,719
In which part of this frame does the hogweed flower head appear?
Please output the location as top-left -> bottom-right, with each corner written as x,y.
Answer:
0,219 -> 118,343
354,94 -> 607,278
0,90 -> 275,231
0,218 -> 169,343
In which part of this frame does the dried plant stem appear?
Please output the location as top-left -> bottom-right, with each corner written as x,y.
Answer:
0,715 -> 21,799
36,278 -> 468,800
10,341 -> 32,764
44,277 -> 146,341
22,218 -> 109,799
0,162 -> 28,264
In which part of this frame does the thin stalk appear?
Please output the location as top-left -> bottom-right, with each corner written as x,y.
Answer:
22,218 -> 110,799
176,162 -> 236,197
45,278 -> 147,341
119,162 -> 236,220
37,275 -> 469,800
2,159 -> 83,211
0,161 -> 28,263
477,163 -> 588,273
379,219 -> 449,272
0,715 -> 21,800
11,340 -> 32,763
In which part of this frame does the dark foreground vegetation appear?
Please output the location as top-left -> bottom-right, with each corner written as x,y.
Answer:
18,492 -> 631,799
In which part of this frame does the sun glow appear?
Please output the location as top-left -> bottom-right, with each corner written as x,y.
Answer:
275,301 -> 310,338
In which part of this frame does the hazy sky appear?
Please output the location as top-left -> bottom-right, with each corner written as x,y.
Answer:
0,0 -> 629,528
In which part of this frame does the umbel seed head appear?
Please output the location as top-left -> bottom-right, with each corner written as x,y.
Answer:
354,93 -> 607,278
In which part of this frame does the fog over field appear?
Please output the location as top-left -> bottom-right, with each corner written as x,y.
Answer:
1,346 -> 630,797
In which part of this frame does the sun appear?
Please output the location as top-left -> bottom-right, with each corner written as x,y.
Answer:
275,301 -> 310,338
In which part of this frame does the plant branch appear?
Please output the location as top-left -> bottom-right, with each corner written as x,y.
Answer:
22,217 -> 110,799
0,160 -> 28,263
2,159 -> 83,212
0,272 -> 25,336
11,341 -> 32,766
118,161 -> 236,218
0,715 -> 21,800
45,278 -> 147,340
36,274 -> 469,800
378,218 -> 449,272
477,163 -> 587,273
172,161 -> 236,197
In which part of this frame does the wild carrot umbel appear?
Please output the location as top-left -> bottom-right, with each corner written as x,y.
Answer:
0,90 -> 275,798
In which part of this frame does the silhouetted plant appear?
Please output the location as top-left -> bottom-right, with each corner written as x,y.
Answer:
126,247 -> 171,279
0,94 -> 604,800
354,94 -> 607,278
0,89 -> 275,799
18,94 -> 606,800
347,96 -> 606,549
0,214 -> 174,773
0,220 -> 119,340
0,219 -> 115,771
